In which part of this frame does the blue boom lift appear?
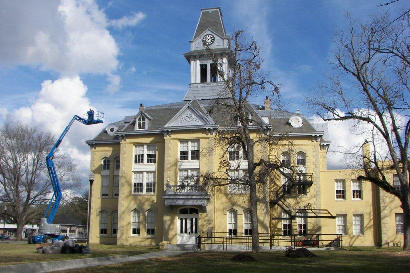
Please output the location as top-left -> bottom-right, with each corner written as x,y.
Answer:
29,110 -> 103,244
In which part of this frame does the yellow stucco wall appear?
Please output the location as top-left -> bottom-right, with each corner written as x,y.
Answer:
88,130 -> 404,247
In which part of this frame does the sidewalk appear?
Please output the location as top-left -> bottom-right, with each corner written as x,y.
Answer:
0,249 -> 188,273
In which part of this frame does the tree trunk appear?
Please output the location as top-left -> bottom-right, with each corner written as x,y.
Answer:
16,222 -> 24,240
250,179 -> 259,252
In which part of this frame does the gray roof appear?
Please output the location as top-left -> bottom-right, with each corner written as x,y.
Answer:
193,8 -> 226,40
88,99 -> 322,144
184,82 -> 230,101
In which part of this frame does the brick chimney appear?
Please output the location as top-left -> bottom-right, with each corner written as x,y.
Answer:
264,96 -> 271,110
139,103 -> 144,112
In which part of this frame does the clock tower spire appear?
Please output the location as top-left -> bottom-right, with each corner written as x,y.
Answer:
183,8 -> 231,101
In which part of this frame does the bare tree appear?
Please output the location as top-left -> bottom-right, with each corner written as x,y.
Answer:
309,13 -> 409,250
202,31 -> 313,252
0,121 -> 74,240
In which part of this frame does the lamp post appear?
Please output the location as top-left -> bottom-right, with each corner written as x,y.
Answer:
86,172 -> 94,251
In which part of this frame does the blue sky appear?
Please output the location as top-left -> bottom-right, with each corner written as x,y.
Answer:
0,0 -> 408,189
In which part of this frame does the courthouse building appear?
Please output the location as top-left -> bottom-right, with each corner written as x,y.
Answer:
87,8 -> 404,248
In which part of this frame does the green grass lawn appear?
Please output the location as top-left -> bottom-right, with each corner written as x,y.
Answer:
0,242 -> 158,265
66,247 -> 410,273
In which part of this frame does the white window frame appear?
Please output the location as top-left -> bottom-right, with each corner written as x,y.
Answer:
146,209 -> 155,236
228,144 -> 247,161
395,213 -> 404,234
137,115 -> 146,130
101,175 -> 109,197
243,210 -> 252,236
351,180 -> 362,200
134,144 -> 156,164
131,209 -> 140,236
282,212 -> 292,236
336,214 -> 347,235
132,172 -> 155,194
296,212 -> 307,236
227,170 -> 249,194
100,211 -> 108,235
281,152 -> 291,168
102,157 -> 110,172
335,180 -> 345,200
296,151 -> 306,166
179,140 -> 200,161
114,157 -> 120,171
353,214 -> 364,235
227,209 -> 237,236
112,211 -> 118,236
178,169 -> 199,185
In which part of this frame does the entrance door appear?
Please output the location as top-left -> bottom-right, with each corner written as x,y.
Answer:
177,208 -> 198,244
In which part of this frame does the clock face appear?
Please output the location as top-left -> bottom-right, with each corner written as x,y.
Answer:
289,116 -> 303,128
202,34 -> 215,46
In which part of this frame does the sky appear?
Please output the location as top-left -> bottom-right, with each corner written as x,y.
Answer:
0,0 -> 408,192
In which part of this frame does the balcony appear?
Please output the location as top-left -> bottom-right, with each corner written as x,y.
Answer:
163,183 -> 209,207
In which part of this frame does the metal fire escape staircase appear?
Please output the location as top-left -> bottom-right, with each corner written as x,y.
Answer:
270,172 -> 335,220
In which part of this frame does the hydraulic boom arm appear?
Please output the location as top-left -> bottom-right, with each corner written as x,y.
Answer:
43,109 -> 103,224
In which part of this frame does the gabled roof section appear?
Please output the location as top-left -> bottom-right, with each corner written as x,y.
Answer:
193,8 -> 226,40
165,100 -> 215,128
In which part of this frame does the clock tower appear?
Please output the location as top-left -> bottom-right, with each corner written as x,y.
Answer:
183,8 -> 231,100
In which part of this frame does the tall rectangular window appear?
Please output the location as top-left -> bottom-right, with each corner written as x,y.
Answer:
131,210 -> 140,235
100,212 -> 108,235
146,210 -> 155,236
210,63 -> 217,82
132,172 -> 155,194
243,210 -> 252,236
113,175 -> 119,197
101,175 -> 109,197
336,214 -> 347,235
227,210 -> 237,236
352,180 -> 362,200
353,214 -> 364,235
112,212 -> 118,236
228,170 -> 249,194
395,213 -> 404,234
200,64 -> 207,83
297,213 -> 307,236
282,212 -> 292,236
335,180 -> 345,200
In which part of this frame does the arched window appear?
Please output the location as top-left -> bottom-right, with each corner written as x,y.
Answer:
102,157 -> 110,171
297,152 -> 306,166
137,115 -> 146,130
131,209 -> 140,235
227,209 -> 237,236
281,152 -> 290,168
146,209 -> 155,236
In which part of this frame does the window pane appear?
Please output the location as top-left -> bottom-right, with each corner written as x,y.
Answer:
200,64 -> 207,83
115,158 -> 120,170
353,214 -> 363,235
102,158 -> 110,170
396,213 -> 404,234
297,152 -> 306,166
210,63 -> 217,82
146,210 -> 155,235
131,210 -> 140,235
336,215 -> 347,235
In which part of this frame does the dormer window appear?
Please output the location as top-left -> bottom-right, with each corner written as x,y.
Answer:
137,115 -> 146,130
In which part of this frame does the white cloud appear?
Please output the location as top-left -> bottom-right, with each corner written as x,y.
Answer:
109,11 -> 146,29
107,73 -> 121,94
0,108 -> 8,120
309,109 -> 407,169
0,0 -> 120,88
8,77 -> 105,188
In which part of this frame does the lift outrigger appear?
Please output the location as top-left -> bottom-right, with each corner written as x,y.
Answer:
28,110 -> 103,244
